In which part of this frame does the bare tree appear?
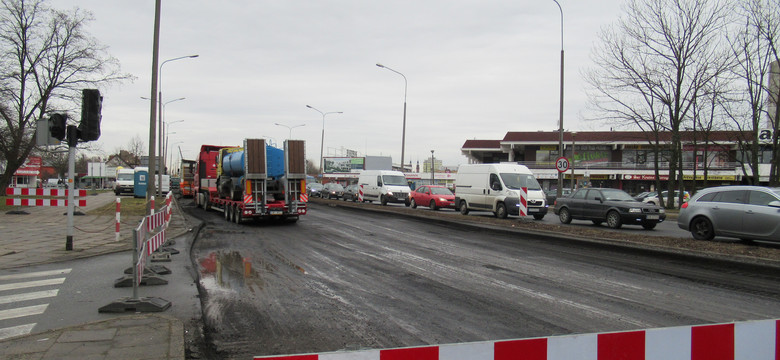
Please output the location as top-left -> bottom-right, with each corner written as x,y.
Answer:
586,0 -> 732,208
110,134 -> 145,167
0,0 -> 130,190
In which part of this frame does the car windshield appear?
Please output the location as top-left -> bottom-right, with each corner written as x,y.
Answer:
309,183 -> 323,190
430,187 -> 453,195
499,173 -> 542,190
601,189 -> 635,201
382,175 -> 407,186
329,184 -> 344,191
118,174 -> 134,181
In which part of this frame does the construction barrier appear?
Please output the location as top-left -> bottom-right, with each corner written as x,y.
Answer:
254,318 -> 779,360
98,192 -> 174,313
115,198 -> 121,242
5,188 -> 87,207
518,186 -> 527,217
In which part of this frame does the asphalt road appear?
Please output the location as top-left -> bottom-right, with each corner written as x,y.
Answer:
187,200 -> 780,359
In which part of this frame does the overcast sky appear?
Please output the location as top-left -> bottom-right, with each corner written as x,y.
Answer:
56,0 -> 625,167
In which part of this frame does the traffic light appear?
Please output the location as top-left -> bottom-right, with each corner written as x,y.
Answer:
49,113 -> 67,140
78,89 -> 102,141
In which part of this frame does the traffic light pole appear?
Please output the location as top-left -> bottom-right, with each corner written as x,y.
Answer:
65,126 -> 78,250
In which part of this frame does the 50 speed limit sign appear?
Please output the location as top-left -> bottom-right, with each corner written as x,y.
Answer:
556,157 -> 570,173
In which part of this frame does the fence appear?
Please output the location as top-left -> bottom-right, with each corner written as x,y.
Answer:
5,188 -> 87,207
98,192 -> 174,313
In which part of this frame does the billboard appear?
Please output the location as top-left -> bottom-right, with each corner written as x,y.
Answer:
324,157 -> 364,174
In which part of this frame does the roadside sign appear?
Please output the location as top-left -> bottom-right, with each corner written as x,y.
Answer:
556,157 -> 570,173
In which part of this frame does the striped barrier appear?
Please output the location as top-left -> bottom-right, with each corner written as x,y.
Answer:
115,198 -> 121,242
359,184 -> 364,202
5,188 -> 87,207
254,319 -> 779,360
518,186 -> 527,217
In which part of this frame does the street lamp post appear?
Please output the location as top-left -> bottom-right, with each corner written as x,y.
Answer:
161,99 -> 184,178
164,119 -> 184,175
157,54 -> 198,197
306,105 -> 342,177
274,122 -> 306,139
552,0 -> 565,199
571,132 -> 576,190
376,63 -> 408,172
430,150 -> 435,185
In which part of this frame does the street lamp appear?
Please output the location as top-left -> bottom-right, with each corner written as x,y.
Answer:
274,122 -> 306,139
430,150 -> 435,185
376,63 -> 408,172
164,119 -> 184,174
306,105 -> 343,177
157,54 -> 198,196
551,1 -> 565,199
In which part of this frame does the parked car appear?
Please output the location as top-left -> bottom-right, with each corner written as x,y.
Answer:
677,186 -> 780,242
307,183 -> 324,197
633,191 -> 654,202
554,187 -> 666,229
545,188 -> 572,206
343,184 -> 360,202
410,185 -> 455,210
643,190 -> 690,207
322,183 -> 345,199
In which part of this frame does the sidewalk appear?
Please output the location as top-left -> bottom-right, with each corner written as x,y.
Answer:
0,191 -> 191,359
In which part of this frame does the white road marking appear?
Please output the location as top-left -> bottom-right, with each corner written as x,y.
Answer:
0,290 -> 59,305
0,304 -> 48,321
0,323 -> 36,341
0,278 -> 66,292
0,268 -> 71,281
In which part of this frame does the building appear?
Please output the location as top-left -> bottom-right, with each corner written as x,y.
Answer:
461,130 -> 771,194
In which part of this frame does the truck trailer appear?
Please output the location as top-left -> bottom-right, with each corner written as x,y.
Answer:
179,159 -> 196,198
193,139 -> 307,223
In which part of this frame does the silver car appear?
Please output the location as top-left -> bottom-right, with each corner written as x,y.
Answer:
677,185 -> 780,242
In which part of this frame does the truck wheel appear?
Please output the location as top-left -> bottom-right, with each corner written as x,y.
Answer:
233,205 -> 241,224
380,195 -> 388,206
224,205 -> 231,221
459,200 -> 469,215
204,193 -> 211,211
495,203 -> 508,219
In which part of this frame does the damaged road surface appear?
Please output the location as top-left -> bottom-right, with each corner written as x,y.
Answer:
188,201 -> 780,359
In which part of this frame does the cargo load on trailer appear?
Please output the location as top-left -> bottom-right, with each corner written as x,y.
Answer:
193,139 -> 307,223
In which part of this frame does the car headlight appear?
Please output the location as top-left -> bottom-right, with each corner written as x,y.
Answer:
387,191 -> 393,196
629,208 -> 642,213
438,197 -> 447,201
659,208 -> 665,213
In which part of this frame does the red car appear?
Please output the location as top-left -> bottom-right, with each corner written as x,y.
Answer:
409,185 -> 455,210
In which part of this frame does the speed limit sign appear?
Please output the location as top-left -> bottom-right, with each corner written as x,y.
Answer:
556,157 -> 570,173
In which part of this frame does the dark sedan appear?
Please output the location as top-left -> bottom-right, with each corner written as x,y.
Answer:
342,184 -> 360,202
554,188 -> 666,229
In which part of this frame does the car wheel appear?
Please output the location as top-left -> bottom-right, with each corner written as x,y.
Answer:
606,211 -> 622,229
641,222 -> 657,230
533,214 -> 544,220
410,198 -> 417,209
558,207 -> 572,224
380,195 -> 388,206
430,200 -> 438,211
495,203 -> 508,219
592,220 -> 603,226
690,216 -> 714,240
459,200 -> 469,215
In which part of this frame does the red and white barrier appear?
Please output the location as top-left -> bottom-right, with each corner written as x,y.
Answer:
5,198 -> 87,207
518,186 -> 527,217
115,198 -> 121,242
254,319 -> 779,360
359,184 -> 364,202
5,187 -> 88,207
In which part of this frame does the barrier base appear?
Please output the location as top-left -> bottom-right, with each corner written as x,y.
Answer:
124,265 -> 171,275
98,296 -> 171,313
6,210 -> 30,215
161,246 -> 180,255
113,274 -> 168,288
151,252 -> 172,262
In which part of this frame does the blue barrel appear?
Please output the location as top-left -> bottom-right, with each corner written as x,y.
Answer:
222,151 -> 245,177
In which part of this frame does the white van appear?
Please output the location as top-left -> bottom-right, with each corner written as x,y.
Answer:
454,163 -> 548,219
114,168 -> 135,195
357,170 -> 411,206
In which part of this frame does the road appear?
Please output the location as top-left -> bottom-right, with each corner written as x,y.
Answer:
187,200 -> 780,359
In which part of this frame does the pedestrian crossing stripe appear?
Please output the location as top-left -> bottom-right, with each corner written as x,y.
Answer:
0,278 -> 66,292
0,324 -> 36,341
0,304 -> 48,321
0,268 -> 71,281
0,290 -> 58,305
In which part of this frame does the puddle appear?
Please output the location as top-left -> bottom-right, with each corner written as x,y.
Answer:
198,251 -> 256,291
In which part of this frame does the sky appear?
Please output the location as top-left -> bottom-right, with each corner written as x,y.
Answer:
54,0 -> 626,168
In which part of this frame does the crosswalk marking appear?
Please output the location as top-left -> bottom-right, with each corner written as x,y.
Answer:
0,323 -> 36,341
0,268 -> 71,281
0,304 -> 49,321
0,290 -> 59,305
0,267 -> 71,341
0,278 -> 66,292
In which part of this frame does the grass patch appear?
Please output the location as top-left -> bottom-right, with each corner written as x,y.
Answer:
88,196 -> 152,217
